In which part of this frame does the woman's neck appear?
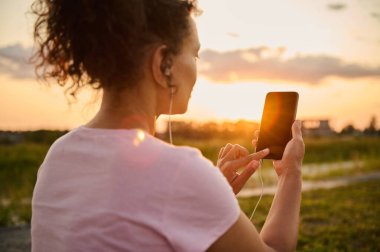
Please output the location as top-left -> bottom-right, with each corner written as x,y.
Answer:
85,87 -> 157,135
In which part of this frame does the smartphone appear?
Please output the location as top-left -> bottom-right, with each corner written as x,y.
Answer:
256,92 -> 299,160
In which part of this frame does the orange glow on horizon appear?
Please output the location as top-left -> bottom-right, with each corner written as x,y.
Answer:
1,75 -> 379,132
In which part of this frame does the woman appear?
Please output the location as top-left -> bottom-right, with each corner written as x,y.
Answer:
31,0 -> 305,251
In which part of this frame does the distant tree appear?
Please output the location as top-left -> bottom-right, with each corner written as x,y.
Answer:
340,124 -> 358,135
24,130 -> 67,144
364,116 -> 377,136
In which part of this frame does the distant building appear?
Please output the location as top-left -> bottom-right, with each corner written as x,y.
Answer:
301,119 -> 335,137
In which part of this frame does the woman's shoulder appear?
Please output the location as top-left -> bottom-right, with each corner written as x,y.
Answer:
151,137 -> 216,173
47,126 -> 213,170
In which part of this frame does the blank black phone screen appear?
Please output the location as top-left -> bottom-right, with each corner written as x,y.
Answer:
256,92 -> 299,160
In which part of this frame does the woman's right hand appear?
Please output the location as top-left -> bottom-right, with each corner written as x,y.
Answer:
272,120 -> 305,177
217,143 -> 269,194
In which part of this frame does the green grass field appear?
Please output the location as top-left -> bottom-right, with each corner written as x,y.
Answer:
239,181 -> 380,251
0,135 -> 379,250
0,143 -> 49,226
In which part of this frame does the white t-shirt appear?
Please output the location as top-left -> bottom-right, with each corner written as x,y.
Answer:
32,126 -> 240,252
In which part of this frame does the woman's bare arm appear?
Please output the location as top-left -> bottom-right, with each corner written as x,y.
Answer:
260,171 -> 302,251
208,121 -> 304,252
260,121 -> 304,251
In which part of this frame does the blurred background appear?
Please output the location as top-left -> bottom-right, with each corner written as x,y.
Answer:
0,0 -> 379,251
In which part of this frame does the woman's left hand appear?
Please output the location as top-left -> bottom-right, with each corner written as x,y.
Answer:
217,140 -> 269,194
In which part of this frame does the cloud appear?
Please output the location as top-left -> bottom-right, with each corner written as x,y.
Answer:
327,3 -> 347,11
0,43 -> 35,79
198,47 -> 380,84
3,43 -> 380,86
371,12 -> 380,21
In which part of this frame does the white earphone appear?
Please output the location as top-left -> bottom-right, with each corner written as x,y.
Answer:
162,65 -> 175,144
164,67 -> 171,77
165,68 -> 176,95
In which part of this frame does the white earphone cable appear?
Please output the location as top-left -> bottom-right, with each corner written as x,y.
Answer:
168,92 -> 173,145
249,159 -> 264,220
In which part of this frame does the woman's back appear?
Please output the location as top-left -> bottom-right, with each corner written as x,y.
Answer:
32,126 -> 240,251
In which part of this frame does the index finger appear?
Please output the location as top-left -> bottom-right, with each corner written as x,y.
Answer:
247,148 -> 270,161
223,148 -> 270,174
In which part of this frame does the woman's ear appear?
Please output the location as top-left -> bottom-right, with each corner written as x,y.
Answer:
152,45 -> 172,89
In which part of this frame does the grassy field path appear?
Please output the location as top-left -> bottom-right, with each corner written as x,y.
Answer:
238,170 -> 380,197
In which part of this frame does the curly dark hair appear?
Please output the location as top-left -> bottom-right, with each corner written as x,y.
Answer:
31,0 -> 200,98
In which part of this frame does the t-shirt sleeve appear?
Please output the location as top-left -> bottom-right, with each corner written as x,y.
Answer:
162,148 -> 241,252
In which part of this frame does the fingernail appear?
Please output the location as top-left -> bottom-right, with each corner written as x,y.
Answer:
263,148 -> 270,153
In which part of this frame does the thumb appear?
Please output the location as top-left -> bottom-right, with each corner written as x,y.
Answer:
292,120 -> 303,139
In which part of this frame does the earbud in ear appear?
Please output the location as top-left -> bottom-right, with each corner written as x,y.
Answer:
161,56 -> 172,77
164,68 -> 171,77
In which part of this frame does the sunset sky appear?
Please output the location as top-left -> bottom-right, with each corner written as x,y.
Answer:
0,0 -> 380,131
